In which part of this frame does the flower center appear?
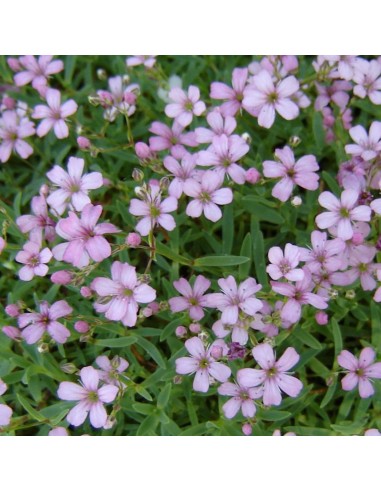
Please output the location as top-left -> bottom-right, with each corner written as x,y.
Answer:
150,205 -> 161,218
87,391 -> 99,402
267,367 -> 278,378
267,92 -> 278,103
199,192 -> 211,203
340,207 -> 350,218
184,101 -> 194,111
199,358 -> 210,369
124,288 -> 133,297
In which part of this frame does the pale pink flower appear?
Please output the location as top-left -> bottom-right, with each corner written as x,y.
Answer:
364,429 -> 381,436
272,429 -> 296,436
11,55 -> 63,95
163,153 -> 198,198
266,243 -> 304,282
15,233 -> 52,281
271,268 -> 328,324
126,56 -> 156,68
91,261 -> 156,327
195,111 -> 237,144
218,381 -> 263,419
18,300 -> 73,344
238,343 -> 303,406
298,230 -> 345,273
338,348 -> 381,398
210,68 -> 249,116
169,275 -> 211,321
165,85 -> 206,127
0,110 -> 35,163
149,121 -> 197,154
206,276 -> 263,325
332,245 -> 380,291
315,189 -> 371,240
58,366 -> 118,428
98,76 -> 139,122
0,237 -> 5,254
16,194 -> 56,242
353,59 -> 381,104
197,134 -> 249,184
243,70 -> 300,128
345,122 -> 381,161
46,156 -> 103,215
48,427 -> 69,436
32,88 -> 78,139
314,81 -> 352,111
53,204 -> 119,268
263,146 -> 319,202
175,337 -> 231,393
96,355 -> 129,388
183,170 -> 233,222
129,184 -> 178,236
0,379 -> 12,426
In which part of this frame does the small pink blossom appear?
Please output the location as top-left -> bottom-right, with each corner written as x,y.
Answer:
169,275 -> 211,321
129,184 -> 178,236
315,189 -> 371,241
175,337 -> 231,393
0,379 -> 13,427
263,146 -> 319,202
206,276 -> 263,325
165,85 -> 206,127
125,232 -> 141,247
243,70 -> 300,128
345,122 -> 381,161
16,194 -> 56,242
210,68 -> 249,116
46,156 -> 103,215
238,343 -> 303,406
48,427 -> 69,436
18,300 -> 73,344
149,121 -> 198,154
0,110 -> 35,163
218,381 -> 263,419
98,76 -> 139,121
195,111 -> 237,144
96,355 -> 129,387
299,230 -> 345,273
163,153 -> 198,198
266,243 -> 304,282
32,88 -> 78,139
53,204 -> 119,268
332,245 -> 380,291
15,233 -> 52,281
126,56 -> 156,68
314,81 -> 352,111
58,366 -> 118,428
183,170 -> 233,222
91,261 -> 156,327
10,55 -> 63,95
338,348 -> 381,398
353,59 -> 381,104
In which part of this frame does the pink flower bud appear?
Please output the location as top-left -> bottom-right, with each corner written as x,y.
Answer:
2,96 -> 15,110
2,325 -> 22,340
5,304 -> 20,317
189,323 -> 201,334
39,184 -> 49,196
210,345 -> 223,360
245,168 -> 260,184
124,92 -> 136,105
147,301 -> 159,314
51,270 -> 72,285
0,237 -> 6,254
148,179 -> 160,188
7,57 -> 21,71
102,178 -> 111,187
80,286 -> 92,298
126,232 -> 141,247
135,142 -> 151,160
141,307 -> 153,317
175,326 -> 187,338
77,136 -> 91,149
242,423 -> 252,436
315,311 -> 328,325
98,90 -> 113,107
74,321 -> 90,333
352,232 -> 364,245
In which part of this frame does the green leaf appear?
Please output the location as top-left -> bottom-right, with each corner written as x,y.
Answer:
331,418 -> 367,436
157,383 -> 172,409
322,171 -> 341,196
294,326 -> 322,350
371,301 -> 381,352
136,413 -> 160,436
94,336 -> 138,348
313,111 -> 325,151
251,218 -> 268,288
331,318 -> 342,355
17,394 -> 47,423
160,318 -> 183,342
155,242 -> 192,266
135,385 -> 153,402
239,233 -> 252,280
194,255 -> 249,267
222,203 -> 234,254
64,55 -> 77,83
135,335 -> 166,369
320,378 -> 338,409
242,199 -> 284,224
258,409 -> 292,421
132,403 -> 154,415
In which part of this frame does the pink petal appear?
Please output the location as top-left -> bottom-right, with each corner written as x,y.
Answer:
80,366 -> 99,391
276,347 -> 300,372
89,401 -> 107,428
253,343 -> 276,370
193,369 -> 210,392
66,400 -> 90,427
98,384 -> 118,403
58,382 -> 87,401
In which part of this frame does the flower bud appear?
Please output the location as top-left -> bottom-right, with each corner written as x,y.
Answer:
315,311 -> 328,325
289,135 -> 301,147
97,90 -> 113,107
2,325 -> 22,340
125,232 -> 142,248
122,74 -> 130,84
189,323 -> 201,334
48,427 -> 69,436
345,289 -> 356,300
80,286 -> 92,298
77,136 -> 91,150
88,95 -> 100,107
60,363 -> 77,374
5,304 -> 20,317
74,321 -> 90,333
0,237 -> 6,254
147,302 -> 159,314
291,196 -> 302,207
160,176 -> 170,191
175,325 -> 187,338
242,423 -> 252,436
241,132 -> 252,144
173,375 -> 182,384
7,57 -> 21,71
210,345 -> 223,360
132,167 -> 145,181
245,168 -> 260,184
2,96 -> 15,110
97,68 -> 107,80
329,289 -> 338,299
51,270 -> 72,285
39,184 -> 49,196
124,92 -> 136,105
103,417 -> 116,430
37,343 -> 49,353
148,179 -> 160,188
141,307 -> 153,317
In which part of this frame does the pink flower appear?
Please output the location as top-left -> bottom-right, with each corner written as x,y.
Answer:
299,230 -> 345,273
345,122 -> 381,161
163,153 -> 198,199
266,243 -> 304,282
129,184 -> 178,235
125,232 -> 141,247
175,337 -> 231,393
197,134 -> 249,184
210,68 -> 249,116
315,189 -> 371,240
206,276 -> 263,325
98,76 -> 139,121
353,59 -> 381,104
243,70 -> 300,128
364,429 -> 381,436
218,381 -> 263,419
18,300 -> 73,344
126,55 -> 156,68
48,427 -> 69,436
263,146 -> 319,202
169,275 -> 211,321
46,157 -> 103,215
53,204 -> 119,268
165,85 -> 206,127
96,355 -> 129,388
16,194 -> 56,242
314,81 -> 351,111
0,379 -> 13,426
237,343 -> 303,406
183,170 -> 233,222
91,261 -> 156,327
11,55 -> 63,95
332,245 -> 380,291
58,366 -> 118,428
15,234 -> 53,281
271,268 -> 328,324
149,121 -> 198,154
0,110 -> 35,163
32,88 -> 78,139
195,111 -> 237,144
338,348 -> 381,398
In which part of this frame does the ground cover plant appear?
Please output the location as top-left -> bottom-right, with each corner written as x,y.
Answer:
1,55 -> 381,436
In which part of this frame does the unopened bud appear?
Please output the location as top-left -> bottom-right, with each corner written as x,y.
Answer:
7,57 -> 21,71
79,334 -> 92,343
51,270 -> 72,285
189,323 -> 201,334
126,232 -> 141,247
329,289 -> 338,299
173,375 -> 182,384
132,167 -> 144,181
289,135 -> 301,147
245,168 -> 260,184
103,417 -> 116,430
291,196 -> 302,207
345,289 -> 356,300
97,68 -> 107,80
80,286 -> 92,298
74,321 -> 90,333
242,423 -> 252,436
5,304 -> 20,317
88,95 -> 100,107
241,132 -> 252,144
37,343 -> 49,353
160,176 -> 170,191
175,326 -> 187,338
60,363 -> 77,374
352,232 -> 364,246
141,307 -> 153,317
2,96 -> 15,110
0,237 -> 5,254
147,302 -> 159,314
135,142 -> 151,160
315,311 -> 328,325
210,345 -> 223,360
77,136 -> 91,149
39,184 -> 49,196
123,74 -> 130,84
2,325 -> 22,340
